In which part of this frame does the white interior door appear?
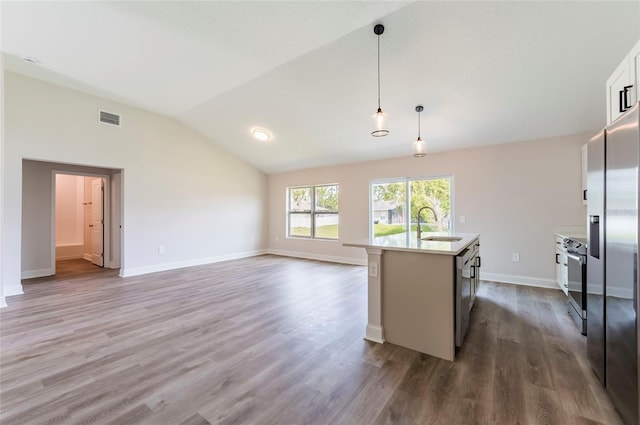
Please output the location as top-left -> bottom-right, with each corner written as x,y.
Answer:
90,178 -> 104,266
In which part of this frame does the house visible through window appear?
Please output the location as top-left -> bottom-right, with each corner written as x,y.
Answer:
371,176 -> 452,237
288,184 -> 339,239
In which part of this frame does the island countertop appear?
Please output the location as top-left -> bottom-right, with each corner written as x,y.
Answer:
343,232 -> 480,256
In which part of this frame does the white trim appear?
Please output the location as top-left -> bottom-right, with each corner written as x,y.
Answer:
21,268 -> 54,279
267,249 -> 366,266
56,243 -> 84,260
480,271 -> 558,290
364,324 -> 385,344
120,249 -> 268,278
3,283 -> 24,297
83,253 -> 92,261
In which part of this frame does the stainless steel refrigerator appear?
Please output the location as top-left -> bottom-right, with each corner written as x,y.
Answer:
587,102 -> 640,425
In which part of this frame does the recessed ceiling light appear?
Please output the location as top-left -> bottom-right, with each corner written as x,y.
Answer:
252,128 -> 271,142
21,56 -> 41,65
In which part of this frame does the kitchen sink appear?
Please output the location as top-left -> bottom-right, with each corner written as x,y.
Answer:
421,236 -> 463,242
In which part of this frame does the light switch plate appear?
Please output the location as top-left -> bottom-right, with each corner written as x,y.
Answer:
459,216 -> 466,224
512,253 -> 520,262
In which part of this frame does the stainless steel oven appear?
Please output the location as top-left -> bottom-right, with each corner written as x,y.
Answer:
564,238 -> 587,335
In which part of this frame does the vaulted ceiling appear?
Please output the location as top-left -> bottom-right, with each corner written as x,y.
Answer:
2,1 -> 639,173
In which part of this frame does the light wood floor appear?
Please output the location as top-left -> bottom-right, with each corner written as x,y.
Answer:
0,256 -> 625,425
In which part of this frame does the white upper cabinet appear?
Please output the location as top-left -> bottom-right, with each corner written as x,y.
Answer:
607,39 -> 640,125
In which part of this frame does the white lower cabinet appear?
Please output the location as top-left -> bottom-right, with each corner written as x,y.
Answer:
555,235 -> 568,295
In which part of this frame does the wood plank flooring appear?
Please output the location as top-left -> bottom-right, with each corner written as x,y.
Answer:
0,256 -> 626,425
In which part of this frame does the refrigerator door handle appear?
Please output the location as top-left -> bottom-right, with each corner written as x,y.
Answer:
589,215 -> 600,259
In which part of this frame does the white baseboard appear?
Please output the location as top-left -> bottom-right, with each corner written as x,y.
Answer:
120,249 -> 268,278
4,284 -> 24,297
21,268 -> 54,280
267,249 -> 367,266
83,253 -> 92,261
480,272 -> 558,290
364,324 -> 385,344
2,283 -> 26,307
56,244 -> 84,260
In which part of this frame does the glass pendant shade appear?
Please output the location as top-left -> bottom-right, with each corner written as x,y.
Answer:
413,136 -> 426,157
371,108 -> 389,137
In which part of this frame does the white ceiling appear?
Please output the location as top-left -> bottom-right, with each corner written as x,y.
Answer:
2,1 -> 639,174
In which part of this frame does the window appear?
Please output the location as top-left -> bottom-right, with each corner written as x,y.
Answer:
288,184 -> 339,239
371,176 -> 452,237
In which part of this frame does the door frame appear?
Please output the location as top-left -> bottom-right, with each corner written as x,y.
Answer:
51,170 -> 114,273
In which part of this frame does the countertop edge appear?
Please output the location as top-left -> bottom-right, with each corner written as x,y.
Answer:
343,233 -> 480,256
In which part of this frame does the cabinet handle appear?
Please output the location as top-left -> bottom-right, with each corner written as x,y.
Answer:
583,190 -> 587,201
477,256 -> 481,267
471,265 -> 476,279
619,85 -> 634,112
555,253 -> 560,264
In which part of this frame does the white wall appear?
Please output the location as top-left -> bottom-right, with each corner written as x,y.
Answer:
268,133 -> 588,288
0,42 -> 5,307
55,174 -> 84,259
3,72 -> 268,305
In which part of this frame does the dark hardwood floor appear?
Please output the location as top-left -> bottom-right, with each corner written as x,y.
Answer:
0,256 -> 625,425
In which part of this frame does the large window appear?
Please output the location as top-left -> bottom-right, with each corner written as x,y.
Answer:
288,184 -> 339,239
371,176 -> 452,237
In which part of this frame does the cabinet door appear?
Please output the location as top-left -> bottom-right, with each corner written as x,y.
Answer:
555,247 -> 564,289
607,58 -> 631,125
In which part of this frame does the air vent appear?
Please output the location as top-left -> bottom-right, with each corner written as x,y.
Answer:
98,110 -> 121,127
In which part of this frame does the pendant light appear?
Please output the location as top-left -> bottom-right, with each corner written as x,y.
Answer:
413,105 -> 426,157
371,24 -> 389,137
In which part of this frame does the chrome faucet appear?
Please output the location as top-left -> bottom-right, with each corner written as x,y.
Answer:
416,206 -> 438,239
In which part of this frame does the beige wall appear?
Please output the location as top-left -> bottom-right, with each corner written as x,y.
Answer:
3,72 -> 268,303
268,133 -> 589,288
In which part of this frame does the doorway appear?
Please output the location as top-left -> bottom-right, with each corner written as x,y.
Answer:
54,174 -> 106,271
21,159 -> 123,281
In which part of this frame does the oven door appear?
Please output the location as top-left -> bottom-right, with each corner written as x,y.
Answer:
566,252 -> 587,334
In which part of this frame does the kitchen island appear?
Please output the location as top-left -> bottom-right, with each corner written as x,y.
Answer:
344,232 -> 480,361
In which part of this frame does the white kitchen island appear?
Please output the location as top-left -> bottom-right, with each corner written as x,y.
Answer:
344,232 -> 480,361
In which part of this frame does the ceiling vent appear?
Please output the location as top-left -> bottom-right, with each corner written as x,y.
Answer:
98,110 -> 121,127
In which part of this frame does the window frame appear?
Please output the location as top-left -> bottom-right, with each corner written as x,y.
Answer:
287,183 -> 339,240
369,175 -> 454,238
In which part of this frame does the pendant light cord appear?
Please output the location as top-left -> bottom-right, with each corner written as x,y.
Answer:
418,109 -> 421,138
377,34 -> 381,110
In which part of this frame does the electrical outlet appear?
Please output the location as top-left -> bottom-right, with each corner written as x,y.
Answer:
158,245 -> 165,254
368,262 -> 379,278
459,216 -> 466,224
275,236 -> 279,242
512,253 -> 520,262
